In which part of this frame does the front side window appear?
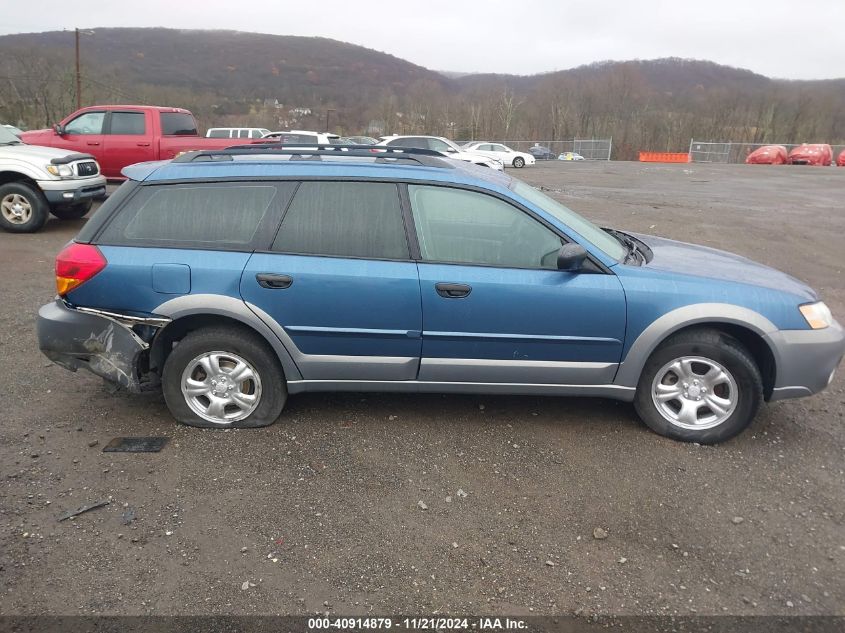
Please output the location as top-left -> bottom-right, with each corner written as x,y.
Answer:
408,185 -> 563,269
272,182 -> 408,260
109,111 -> 146,135
510,180 -> 627,260
64,111 -> 105,135
206,129 -> 228,138
99,183 -> 284,247
427,138 -> 454,153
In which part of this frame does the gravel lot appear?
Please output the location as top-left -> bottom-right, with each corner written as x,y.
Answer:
1,161 -> 843,618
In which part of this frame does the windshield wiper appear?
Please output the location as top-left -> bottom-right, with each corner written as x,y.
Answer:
605,229 -> 643,265
0,141 -> 23,145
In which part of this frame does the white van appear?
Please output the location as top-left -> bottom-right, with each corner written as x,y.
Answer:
205,128 -> 271,139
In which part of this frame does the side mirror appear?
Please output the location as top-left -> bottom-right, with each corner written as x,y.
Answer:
445,148 -> 458,153
557,243 -> 587,272
53,124 -> 65,136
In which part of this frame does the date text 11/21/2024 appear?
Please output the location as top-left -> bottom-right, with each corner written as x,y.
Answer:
306,617 -> 528,630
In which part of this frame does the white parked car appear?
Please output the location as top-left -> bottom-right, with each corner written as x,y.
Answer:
206,127 -> 271,139
261,130 -> 342,144
462,141 -> 535,168
0,125 -> 106,233
377,135 -> 504,171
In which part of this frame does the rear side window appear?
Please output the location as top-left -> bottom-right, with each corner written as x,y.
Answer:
109,112 -> 146,135
99,183 -> 291,248
160,112 -> 198,136
272,182 -> 408,259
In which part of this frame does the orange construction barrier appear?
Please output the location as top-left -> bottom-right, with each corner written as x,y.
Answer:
638,152 -> 691,163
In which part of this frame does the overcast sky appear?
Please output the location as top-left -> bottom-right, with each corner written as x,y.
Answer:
1,0 -> 843,80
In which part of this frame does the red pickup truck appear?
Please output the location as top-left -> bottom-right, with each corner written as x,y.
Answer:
20,105 -> 256,179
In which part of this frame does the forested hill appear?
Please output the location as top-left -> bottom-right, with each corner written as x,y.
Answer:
1,28 -> 842,158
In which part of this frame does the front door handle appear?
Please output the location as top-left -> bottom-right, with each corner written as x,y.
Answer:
86,141 -> 100,146
435,282 -> 471,298
256,273 -> 293,289
136,142 -> 151,147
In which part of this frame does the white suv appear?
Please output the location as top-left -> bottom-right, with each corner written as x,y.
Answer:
377,135 -> 504,170
0,125 -> 106,233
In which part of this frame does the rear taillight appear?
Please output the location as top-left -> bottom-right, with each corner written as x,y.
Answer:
55,243 -> 106,296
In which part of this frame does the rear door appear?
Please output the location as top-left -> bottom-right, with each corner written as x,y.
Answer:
102,110 -> 156,178
240,180 -> 422,382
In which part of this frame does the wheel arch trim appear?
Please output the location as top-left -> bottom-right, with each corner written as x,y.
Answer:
615,303 -> 778,387
151,294 -> 303,380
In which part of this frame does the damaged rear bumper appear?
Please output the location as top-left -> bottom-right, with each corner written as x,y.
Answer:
37,299 -> 168,392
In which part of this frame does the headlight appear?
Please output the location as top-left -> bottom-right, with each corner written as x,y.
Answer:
799,301 -> 833,329
46,164 -> 73,178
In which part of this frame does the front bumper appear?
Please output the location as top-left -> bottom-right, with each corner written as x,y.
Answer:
37,299 -> 162,392
38,176 -> 107,205
765,320 -> 845,401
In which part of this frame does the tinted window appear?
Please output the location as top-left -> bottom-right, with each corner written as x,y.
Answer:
99,183 -> 286,247
387,137 -> 425,149
109,112 -> 146,135
160,112 -> 198,136
206,129 -> 229,138
409,185 -> 563,269
272,182 -> 408,259
64,111 -> 105,135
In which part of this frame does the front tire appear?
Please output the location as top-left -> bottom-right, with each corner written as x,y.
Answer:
162,326 -> 286,429
0,182 -> 49,233
634,329 -> 763,444
512,156 -> 525,168
50,199 -> 93,220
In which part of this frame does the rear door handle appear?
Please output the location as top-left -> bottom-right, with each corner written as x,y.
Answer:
435,282 -> 471,298
256,273 -> 293,289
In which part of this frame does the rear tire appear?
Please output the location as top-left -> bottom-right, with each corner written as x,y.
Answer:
0,182 -> 49,233
634,328 -> 762,444
162,326 -> 286,429
50,199 -> 93,220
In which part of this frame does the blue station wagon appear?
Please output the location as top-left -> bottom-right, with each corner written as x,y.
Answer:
37,145 -> 844,443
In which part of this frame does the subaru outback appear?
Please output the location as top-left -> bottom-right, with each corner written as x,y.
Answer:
36,145 -> 844,443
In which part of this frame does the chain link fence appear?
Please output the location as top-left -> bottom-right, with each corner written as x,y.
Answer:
456,138 -> 612,160
690,140 -> 845,164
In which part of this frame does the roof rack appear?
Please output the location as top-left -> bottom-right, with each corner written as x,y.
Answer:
172,144 -> 453,168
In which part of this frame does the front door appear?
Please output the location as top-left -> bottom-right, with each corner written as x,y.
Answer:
407,184 -> 627,385
58,110 -> 107,165
240,181 -> 422,382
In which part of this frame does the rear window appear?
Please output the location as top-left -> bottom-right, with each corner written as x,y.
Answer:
271,182 -> 408,259
98,183 -> 291,248
160,112 -> 198,136
109,112 -> 146,135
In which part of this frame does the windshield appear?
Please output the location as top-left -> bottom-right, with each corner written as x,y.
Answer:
0,126 -> 23,144
510,180 -> 627,261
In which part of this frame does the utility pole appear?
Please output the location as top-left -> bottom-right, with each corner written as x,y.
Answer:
75,28 -> 81,110
325,108 -> 335,133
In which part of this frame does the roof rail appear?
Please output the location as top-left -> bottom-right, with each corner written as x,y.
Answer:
172,144 -> 454,168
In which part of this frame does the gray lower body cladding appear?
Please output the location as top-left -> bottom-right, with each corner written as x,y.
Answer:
37,299 -> 155,392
